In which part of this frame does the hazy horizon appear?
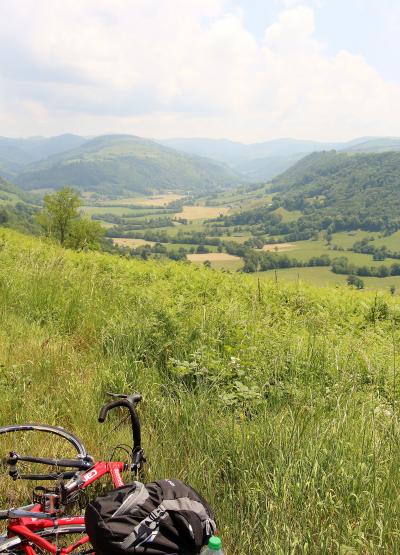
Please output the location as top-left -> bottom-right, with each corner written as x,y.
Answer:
2,132 -> 399,146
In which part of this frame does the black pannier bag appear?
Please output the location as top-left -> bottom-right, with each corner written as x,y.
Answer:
85,479 -> 216,554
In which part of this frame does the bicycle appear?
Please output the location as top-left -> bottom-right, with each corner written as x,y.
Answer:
0,392 -> 146,554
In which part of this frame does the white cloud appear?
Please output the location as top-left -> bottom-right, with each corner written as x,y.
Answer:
0,1 -> 400,141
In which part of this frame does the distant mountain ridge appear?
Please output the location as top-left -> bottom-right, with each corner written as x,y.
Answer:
160,136 -> 400,181
2,134 -> 400,194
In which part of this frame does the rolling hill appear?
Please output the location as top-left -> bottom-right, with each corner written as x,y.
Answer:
14,135 -> 242,195
222,150 -> 400,238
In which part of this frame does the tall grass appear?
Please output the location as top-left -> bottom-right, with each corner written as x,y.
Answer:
0,229 -> 400,553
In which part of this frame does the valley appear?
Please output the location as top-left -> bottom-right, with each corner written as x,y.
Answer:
1,134 -> 400,290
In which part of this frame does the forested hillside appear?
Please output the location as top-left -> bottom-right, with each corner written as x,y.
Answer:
224,151 -> 400,239
14,135 -> 241,195
1,229 -> 400,553
0,176 -> 38,233
273,150 -> 400,232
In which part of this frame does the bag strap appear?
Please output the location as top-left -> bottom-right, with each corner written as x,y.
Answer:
111,482 -> 149,518
120,504 -> 168,549
120,498 -> 216,549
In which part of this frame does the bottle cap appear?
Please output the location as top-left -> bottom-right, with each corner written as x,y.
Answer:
208,536 -> 222,550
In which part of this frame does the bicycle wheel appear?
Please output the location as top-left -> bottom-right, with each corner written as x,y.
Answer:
0,525 -> 93,554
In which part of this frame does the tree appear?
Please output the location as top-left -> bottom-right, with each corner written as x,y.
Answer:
37,187 -> 104,250
377,265 -> 390,278
66,218 -> 104,250
347,275 -> 364,289
38,187 -> 81,245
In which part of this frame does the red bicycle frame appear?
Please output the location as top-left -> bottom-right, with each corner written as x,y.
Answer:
5,461 -> 126,554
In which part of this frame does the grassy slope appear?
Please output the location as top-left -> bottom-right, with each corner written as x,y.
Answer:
1,230 -> 400,553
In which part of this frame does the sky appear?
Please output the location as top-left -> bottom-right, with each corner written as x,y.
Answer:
1,0 -> 400,142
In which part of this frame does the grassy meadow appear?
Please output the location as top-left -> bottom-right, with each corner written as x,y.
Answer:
259,266 -> 400,292
1,229 -> 400,553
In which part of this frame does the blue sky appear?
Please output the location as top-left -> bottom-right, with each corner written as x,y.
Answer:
236,0 -> 400,83
0,0 -> 400,141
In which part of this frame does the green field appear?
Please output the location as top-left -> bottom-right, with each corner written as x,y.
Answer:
82,205 -> 142,216
273,206 -> 302,222
373,230 -> 400,250
82,193 -> 400,291
332,230 -> 374,249
2,229 -> 400,553
280,239 -> 399,267
333,230 -> 400,251
258,266 -> 400,292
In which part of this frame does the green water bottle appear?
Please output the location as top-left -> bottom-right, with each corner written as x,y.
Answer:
203,535 -> 224,554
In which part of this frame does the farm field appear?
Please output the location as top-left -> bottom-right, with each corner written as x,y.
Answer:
373,230 -> 400,250
82,205 -> 141,216
177,205 -> 230,221
273,206 -> 302,222
332,230 -> 373,248
79,191 -> 400,294
262,242 -> 296,252
98,193 -> 184,206
270,239 -> 399,267
187,252 -> 243,270
259,266 -> 400,292
332,230 -> 400,251
113,237 -> 156,248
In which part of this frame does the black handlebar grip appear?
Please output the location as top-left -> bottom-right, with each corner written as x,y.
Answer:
98,396 -> 142,449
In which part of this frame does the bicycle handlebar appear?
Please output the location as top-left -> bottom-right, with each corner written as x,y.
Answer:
0,393 -> 144,482
98,393 -> 142,449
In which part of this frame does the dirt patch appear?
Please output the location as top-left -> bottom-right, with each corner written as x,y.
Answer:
113,238 -> 155,248
261,242 -> 296,252
178,206 -> 229,220
187,253 -> 241,262
134,194 -> 184,206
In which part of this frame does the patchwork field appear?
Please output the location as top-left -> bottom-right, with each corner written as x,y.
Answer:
79,191 -> 400,294
113,237 -> 155,248
330,230 -> 400,251
262,242 -> 296,252
259,266 -> 400,292
115,193 -> 183,206
178,205 -> 230,220
269,239 -> 400,267
187,252 -> 243,270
